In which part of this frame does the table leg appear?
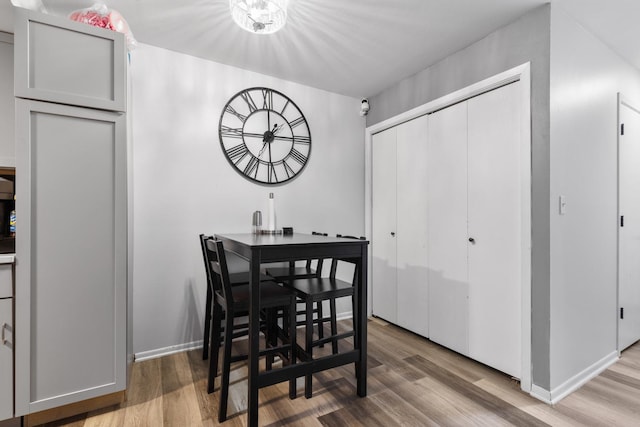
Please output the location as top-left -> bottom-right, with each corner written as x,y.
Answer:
247,249 -> 261,427
356,246 -> 368,397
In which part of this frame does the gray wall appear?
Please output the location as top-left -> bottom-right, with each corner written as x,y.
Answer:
549,3 -> 640,390
367,5 -> 552,390
130,43 -> 366,358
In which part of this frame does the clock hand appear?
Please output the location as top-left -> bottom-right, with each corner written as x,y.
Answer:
272,123 -> 284,135
257,140 -> 269,158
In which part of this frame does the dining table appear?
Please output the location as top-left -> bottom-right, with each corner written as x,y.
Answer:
215,232 -> 369,427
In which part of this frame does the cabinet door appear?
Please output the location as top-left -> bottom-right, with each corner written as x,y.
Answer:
427,101 -> 469,355
396,115 -> 429,337
14,7 -> 126,112
0,34 -> 14,167
0,297 -> 12,421
372,127 -> 397,323
15,99 -> 127,415
467,82 -> 522,378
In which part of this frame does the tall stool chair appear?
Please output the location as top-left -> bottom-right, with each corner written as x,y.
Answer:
199,233 -> 271,360
281,235 -> 365,398
205,237 -> 298,422
265,231 -> 328,345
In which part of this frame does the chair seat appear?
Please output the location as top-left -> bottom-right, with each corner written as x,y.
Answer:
265,266 -> 315,280
284,277 -> 354,300
229,271 -> 272,285
227,281 -> 296,310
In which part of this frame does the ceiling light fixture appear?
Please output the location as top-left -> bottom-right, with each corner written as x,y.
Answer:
230,0 -> 287,35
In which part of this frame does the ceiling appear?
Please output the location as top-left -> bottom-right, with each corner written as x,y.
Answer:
1,0 -> 639,98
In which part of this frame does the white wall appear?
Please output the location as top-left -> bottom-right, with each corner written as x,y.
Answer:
549,3 -> 640,393
130,44 -> 365,357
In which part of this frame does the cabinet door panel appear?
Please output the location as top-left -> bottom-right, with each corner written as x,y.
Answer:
467,82 -> 521,377
372,127 -> 397,323
427,102 -> 469,355
396,115 -> 429,336
0,37 -> 14,167
0,298 -> 12,421
15,99 -> 127,414
14,8 -> 126,112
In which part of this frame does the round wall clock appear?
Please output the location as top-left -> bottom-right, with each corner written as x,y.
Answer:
219,87 -> 312,185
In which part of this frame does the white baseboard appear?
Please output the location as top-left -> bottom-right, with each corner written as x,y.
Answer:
134,340 -> 202,362
134,312 -> 354,363
529,350 -> 619,404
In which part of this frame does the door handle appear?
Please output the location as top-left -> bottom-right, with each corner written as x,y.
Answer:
468,237 -> 476,244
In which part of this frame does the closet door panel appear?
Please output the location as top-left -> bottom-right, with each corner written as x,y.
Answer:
467,82 -> 522,377
372,127 -> 398,323
396,115 -> 429,337
427,102 -> 469,355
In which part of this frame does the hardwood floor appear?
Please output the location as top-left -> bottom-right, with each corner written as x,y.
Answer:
39,318 -> 640,426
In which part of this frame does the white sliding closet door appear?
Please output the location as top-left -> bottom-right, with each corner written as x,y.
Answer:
467,81 -> 522,378
396,116 -> 429,336
372,127 -> 397,323
427,101 -> 469,355
619,100 -> 640,351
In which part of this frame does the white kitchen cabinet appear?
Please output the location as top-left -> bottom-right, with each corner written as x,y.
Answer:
13,7 -> 128,417
0,33 -> 14,167
372,115 -> 429,337
13,8 -> 126,112
0,261 -> 14,422
0,298 -> 12,422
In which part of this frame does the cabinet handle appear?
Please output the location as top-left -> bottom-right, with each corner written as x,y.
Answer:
468,237 -> 476,244
1,322 -> 6,345
390,232 -> 396,237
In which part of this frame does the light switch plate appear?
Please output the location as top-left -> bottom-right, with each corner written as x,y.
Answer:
559,195 -> 567,215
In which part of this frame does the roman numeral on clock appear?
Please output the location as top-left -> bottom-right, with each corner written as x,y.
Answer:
226,144 -> 249,163
225,105 -> 247,122
288,148 -> 308,165
240,92 -> 258,112
220,126 -> 243,138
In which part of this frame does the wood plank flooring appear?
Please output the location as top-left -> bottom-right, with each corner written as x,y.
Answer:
39,318 -> 640,426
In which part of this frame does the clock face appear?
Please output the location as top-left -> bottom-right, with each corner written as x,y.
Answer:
219,87 -> 311,185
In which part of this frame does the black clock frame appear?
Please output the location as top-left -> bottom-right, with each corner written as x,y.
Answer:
218,87 -> 312,185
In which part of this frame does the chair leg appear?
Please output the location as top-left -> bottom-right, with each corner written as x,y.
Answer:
316,301 -> 324,348
304,298 -> 314,399
330,298 -> 338,354
352,290 -> 358,381
207,302 -> 223,394
266,308 -> 275,371
289,303 -> 298,399
203,284 -> 213,360
218,308 -> 234,423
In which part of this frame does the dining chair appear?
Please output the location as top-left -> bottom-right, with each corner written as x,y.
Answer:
205,237 -> 298,422
199,233 -> 271,360
265,231 -> 328,345
281,234 -> 365,398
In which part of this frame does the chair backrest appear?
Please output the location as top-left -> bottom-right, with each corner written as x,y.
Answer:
205,237 -> 235,303
199,234 -> 215,292
309,231 -> 328,274
331,234 -> 366,282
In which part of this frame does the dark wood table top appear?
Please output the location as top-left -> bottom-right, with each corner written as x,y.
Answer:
216,233 -> 368,262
